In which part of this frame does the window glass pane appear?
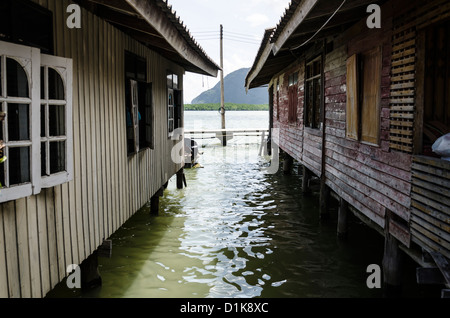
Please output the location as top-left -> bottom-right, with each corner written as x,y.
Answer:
41,142 -> 46,176
6,58 -> 29,98
168,106 -> 174,119
173,74 -> 178,89
41,104 -> 46,137
168,92 -> 173,106
40,66 -> 45,99
50,141 -> 65,174
0,113 -> 3,141
168,119 -> 174,133
0,158 -> 4,188
48,68 -> 64,100
49,105 -> 65,136
9,146 -> 30,185
0,59 -> 2,97
167,74 -> 172,88
7,103 -> 29,141
136,58 -> 146,82
125,51 -> 136,79
314,78 -> 321,128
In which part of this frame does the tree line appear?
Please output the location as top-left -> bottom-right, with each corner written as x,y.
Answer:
184,103 -> 269,111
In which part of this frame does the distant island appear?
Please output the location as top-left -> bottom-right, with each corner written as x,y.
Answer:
191,67 -> 268,105
185,103 -> 268,111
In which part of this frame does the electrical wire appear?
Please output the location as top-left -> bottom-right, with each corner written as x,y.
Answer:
289,0 -> 347,51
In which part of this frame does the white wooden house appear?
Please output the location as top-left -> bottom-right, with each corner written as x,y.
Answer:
0,0 -> 219,297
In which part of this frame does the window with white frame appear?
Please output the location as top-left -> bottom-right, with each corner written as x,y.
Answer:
167,72 -> 181,138
0,40 -> 72,203
40,54 -> 73,188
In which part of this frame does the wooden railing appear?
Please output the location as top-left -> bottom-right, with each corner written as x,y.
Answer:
410,155 -> 450,259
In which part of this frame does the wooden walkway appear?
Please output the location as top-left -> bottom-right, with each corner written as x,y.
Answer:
184,128 -> 269,140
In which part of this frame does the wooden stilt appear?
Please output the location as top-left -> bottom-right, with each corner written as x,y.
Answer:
319,181 -> 330,220
337,198 -> 348,238
176,168 -> 184,189
80,250 -> 102,291
283,153 -> 293,175
302,166 -> 311,195
151,196 -> 160,215
382,233 -> 403,297
150,187 -> 164,215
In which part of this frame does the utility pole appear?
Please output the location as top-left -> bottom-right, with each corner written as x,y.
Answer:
220,24 -> 226,146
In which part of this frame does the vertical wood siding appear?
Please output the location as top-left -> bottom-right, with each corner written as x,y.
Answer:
0,0 -> 184,297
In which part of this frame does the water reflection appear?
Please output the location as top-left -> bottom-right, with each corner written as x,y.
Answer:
47,138 -> 437,298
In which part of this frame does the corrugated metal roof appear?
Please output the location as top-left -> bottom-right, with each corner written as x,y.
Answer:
155,0 -> 221,72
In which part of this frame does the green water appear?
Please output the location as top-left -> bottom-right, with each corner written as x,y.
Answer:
47,112 -> 441,298
47,143 -> 439,298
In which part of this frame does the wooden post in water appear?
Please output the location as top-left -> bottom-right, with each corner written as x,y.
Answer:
283,153 -> 293,175
219,24 -> 226,146
151,187 -> 165,215
382,212 -> 403,297
319,181 -> 330,220
337,198 -> 348,238
302,166 -> 311,195
80,250 -> 102,291
176,168 -> 184,189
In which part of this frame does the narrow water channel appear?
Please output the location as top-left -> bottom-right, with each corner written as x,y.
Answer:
47,111 -> 440,298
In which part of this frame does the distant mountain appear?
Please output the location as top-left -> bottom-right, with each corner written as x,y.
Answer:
191,68 -> 268,105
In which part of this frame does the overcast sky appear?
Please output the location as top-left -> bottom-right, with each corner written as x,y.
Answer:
169,0 -> 289,103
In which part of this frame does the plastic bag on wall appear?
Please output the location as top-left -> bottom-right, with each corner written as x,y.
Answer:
432,133 -> 450,161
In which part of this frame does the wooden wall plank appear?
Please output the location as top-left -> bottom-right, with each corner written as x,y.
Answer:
3,202 -> 20,297
36,192 -> 50,296
15,198 -> 31,298
0,205 -> 8,297
45,188 -> 58,290
25,196 -> 41,297
87,9 -> 99,251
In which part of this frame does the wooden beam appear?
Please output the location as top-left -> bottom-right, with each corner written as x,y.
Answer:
337,198 -> 349,238
272,0 -> 319,55
430,252 -> 450,287
85,0 -> 135,13
283,153 -> 293,175
125,0 -> 219,77
246,37 -> 274,91
97,240 -> 112,258
416,267 -> 446,285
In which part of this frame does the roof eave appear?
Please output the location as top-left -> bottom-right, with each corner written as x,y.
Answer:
271,0 -> 320,56
125,0 -> 219,77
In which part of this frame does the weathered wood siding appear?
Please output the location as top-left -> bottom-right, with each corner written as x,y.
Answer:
0,0 -> 184,298
272,62 -> 305,164
410,156 -> 450,259
270,3 -> 414,244
324,14 -> 410,232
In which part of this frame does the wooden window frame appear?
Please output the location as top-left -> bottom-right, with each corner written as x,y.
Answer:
360,46 -> 381,146
167,72 -> 181,139
40,54 -> 73,188
276,80 -> 280,121
288,72 -> 298,123
346,47 -> 382,146
346,54 -> 359,140
304,55 -> 323,129
0,40 -> 73,203
125,51 -> 153,155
